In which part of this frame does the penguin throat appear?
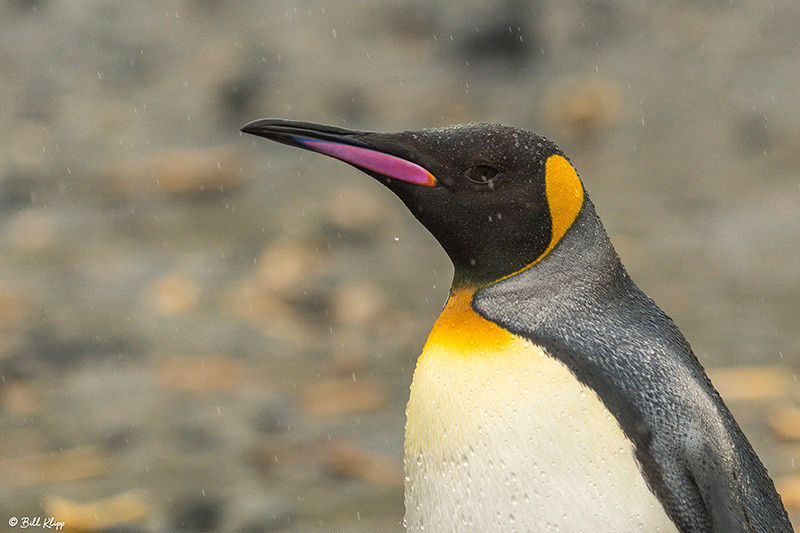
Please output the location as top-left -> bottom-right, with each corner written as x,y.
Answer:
422,289 -> 513,355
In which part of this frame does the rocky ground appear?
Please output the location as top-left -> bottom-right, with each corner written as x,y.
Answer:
0,1 -> 798,531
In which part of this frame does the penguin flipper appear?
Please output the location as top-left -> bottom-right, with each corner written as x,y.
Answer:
682,410 -> 794,532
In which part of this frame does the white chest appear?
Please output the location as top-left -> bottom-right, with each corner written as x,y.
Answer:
403,294 -> 677,533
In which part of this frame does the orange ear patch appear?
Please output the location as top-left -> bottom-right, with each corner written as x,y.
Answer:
541,154 -> 584,261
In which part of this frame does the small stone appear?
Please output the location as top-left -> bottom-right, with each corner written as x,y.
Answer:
0,286 -> 30,332
0,288 -> 30,360
248,400 -> 292,435
45,491 -> 148,531
2,445 -> 109,487
775,475 -> 800,510
155,147 -> 247,195
225,491 -> 295,533
255,241 -> 327,295
6,208 -> 57,251
144,273 -> 200,315
105,146 -> 250,200
329,343 -> 367,376
323,444 -> 404,487
734,112 -> 771,154
228,277 -> 286,318
547,77 -> 622,138
5,119 -> 53,173
0,428 -> 47,459
170,497 -> 221,532
154,355 -> 243,392
97,526 -> 149,533
708,366 -> 795,402
226,239 -> 332,342
299,378 -> 387,417
768,406 -> 800,441
653,4 -> 707,50
332,282 -> 386,327
329,326 -> 374,379
456,1 -> 536,67
0,380 -> 40,414
245,436 -> 311,472
323,187 -> 388,239
226,279 -> 308,342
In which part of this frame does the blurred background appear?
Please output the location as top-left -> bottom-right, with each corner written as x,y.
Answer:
0,0 -> 798,531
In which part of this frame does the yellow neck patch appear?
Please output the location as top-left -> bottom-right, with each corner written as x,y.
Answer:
421,289 -> 514,357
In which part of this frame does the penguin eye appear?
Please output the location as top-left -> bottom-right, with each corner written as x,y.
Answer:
464,165 -> 500,184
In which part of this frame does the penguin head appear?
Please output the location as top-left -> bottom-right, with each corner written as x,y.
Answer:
241,119 -> 584,287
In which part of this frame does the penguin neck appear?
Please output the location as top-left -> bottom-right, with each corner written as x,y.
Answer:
421,287 -> 512,356
450,197 -> 620,294
472,197 -> 626,301
450,269 -> 489,291
449,245 -> 546,291
449,252 -> 540,291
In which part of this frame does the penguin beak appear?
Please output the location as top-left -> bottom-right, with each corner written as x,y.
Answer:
240,118 -> 438,187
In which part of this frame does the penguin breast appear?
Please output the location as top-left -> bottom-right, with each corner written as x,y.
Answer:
403,291 -> 678,533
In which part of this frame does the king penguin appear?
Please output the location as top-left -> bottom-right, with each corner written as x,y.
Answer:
240,119 -> 793,533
